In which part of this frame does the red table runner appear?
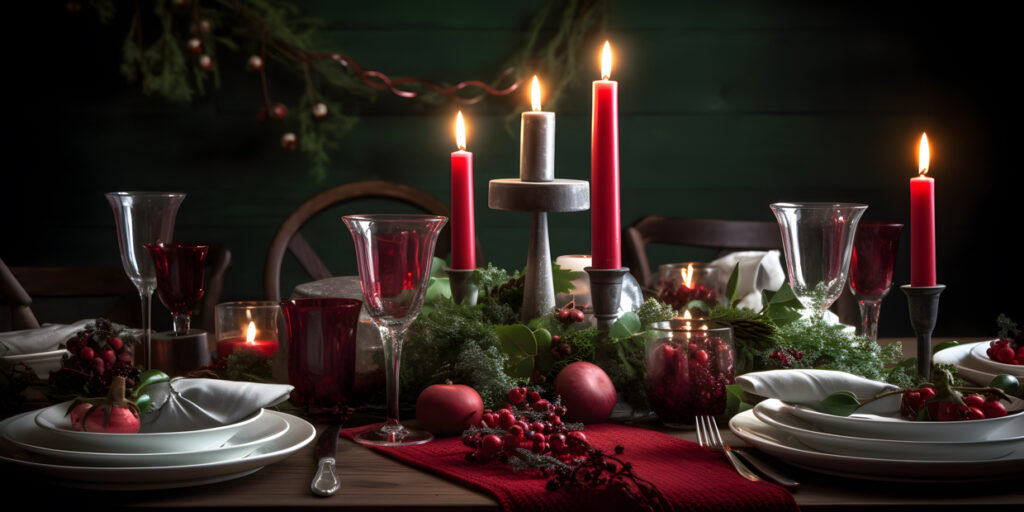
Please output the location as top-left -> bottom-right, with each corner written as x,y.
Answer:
341,423 -> 797,512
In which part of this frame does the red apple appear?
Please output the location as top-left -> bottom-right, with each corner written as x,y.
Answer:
553,362 -> 617,423
415,381 -> 484,436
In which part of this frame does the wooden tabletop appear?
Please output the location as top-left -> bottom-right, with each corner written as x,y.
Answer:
3,337 -> 1022,510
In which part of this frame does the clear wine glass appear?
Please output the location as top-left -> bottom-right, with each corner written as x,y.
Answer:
146,243 -> 208,336
105,192 -> 185,370
770,202 -> 867,318
343,214 -> 447,446
849,222 -> 903,341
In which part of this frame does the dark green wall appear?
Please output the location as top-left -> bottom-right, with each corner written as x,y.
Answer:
4,1 -> 1019,337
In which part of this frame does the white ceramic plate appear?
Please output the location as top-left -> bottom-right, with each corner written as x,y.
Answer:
4,410 -> 289,467
730,410 -> 1024,482
934,342 -> 1024,387
785,392 -> 1024,441
34,402 -> 264,453
2,349 -> 69,379
968,342 -> 1024,377
0,410 -> 315,490
754,399 -> 1022,461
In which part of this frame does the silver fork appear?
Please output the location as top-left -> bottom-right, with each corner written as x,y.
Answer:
696,416 -> 761,482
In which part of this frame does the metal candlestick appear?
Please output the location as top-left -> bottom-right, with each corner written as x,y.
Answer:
445,268 -> 478,306
585,267 -> 629,331
900,284 -> 945,381
149,329 -> 210,377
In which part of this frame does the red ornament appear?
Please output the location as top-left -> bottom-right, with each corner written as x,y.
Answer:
271,103 -> 288,120
280,133 -> 298,150
198,55 -> 213,71
186,38 -> 203,55
247,55 -> 264,72
552,362 -> 617,424
312,102 -> 328,120
415,381 -> 484,436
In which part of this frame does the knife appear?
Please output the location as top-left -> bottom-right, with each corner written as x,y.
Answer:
310,423 -> 343,497
734,448 -> 800,489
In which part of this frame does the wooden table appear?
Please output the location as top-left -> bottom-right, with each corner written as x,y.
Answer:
3,337 -> 1022,510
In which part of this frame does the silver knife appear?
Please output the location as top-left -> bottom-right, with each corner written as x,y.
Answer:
734,448 -> 800,489
311,423 -> 343,497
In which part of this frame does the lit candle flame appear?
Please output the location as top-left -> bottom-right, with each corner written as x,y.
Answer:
246,321 -> 256,345
530,75 -> 541,111
601,41 -> 613,80
700,324 -> 709,331
682,310 -> 692,320
680,263 -> 695,289
918,132 -> 930,176
455,111 -> 466,150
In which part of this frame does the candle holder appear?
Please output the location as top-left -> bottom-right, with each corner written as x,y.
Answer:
149,329 -> 210,377
488,180 -> 589,321
900,284 -> 945,381
445,267 -> 478,306
585,267 -> 629,331
214,301 -> 283,379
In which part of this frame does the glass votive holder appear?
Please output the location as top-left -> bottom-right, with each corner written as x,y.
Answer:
214,301 -> 282,376
656,262 -> 723,314
644,321 -> 735,428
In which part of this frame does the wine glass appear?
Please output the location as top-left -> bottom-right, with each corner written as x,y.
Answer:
105,192 -> 186,370
146,243 -> 208,336
849,222 -> 903,341
343,214 -> 447,446
770,202 -> 867,318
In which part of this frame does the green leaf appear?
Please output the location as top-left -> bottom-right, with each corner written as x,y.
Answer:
820,391 -> 862,416
684,300 -> 710,313
769,283 -> 801,307
533,328 -> 553,353
496,324 -> 537,357
933,341 -> 959,354
535,351 -> 556,373
725,384 -> 751,417
424,277 -> 452,303
551,263 -> 581,295
916,407 -> 931,421
765,303 -> 803,326
132,370 -> 170,398
726,263 -> 741,305
509,356 -> 535,379
609,312 -> 642,339
430,257 -> 447,278
136,394 -> 152,416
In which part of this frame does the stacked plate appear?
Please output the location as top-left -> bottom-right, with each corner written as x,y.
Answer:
730,395 -> 1024,481
0,402 -> 315,489
934,341 -> 1024,386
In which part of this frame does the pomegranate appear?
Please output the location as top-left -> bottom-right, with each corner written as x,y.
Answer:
415,380 -> 484,436
553,362 -> 617,423
80,376 -> 142,433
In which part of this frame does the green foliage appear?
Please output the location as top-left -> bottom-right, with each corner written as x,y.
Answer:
768,318 -> 904,382
225,350 -> 274,382
470,263 -> 522,299
996,314 -> 1019,338
819,391 -> 862,416
635,298 -> 676,326
551,263 -> 581,295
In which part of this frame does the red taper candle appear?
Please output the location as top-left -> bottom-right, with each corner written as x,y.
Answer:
910,133 -> 936,286
591,41 -> 621,269
451,111 -> 476,269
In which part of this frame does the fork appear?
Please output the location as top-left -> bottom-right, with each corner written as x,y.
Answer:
696,416 -> 761,482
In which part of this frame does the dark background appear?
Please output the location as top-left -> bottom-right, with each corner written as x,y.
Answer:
2,1 -> 1019,337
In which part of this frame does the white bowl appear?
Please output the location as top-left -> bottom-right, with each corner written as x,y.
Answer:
2,349 -> 69,379
34,402 -> 263,453
968,342 -> 1024,377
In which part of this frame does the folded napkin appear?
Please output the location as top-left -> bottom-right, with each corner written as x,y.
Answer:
708,251 -> 785,310
0,319 -> 92,355
139,378 -> 293,433
737,369 -> 900,414
342,423 -> 796,512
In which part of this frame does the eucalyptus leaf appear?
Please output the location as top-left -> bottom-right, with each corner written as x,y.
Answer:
424,277 -> 452,303
609,312 -> 642,339
685,300 -> 710,313
430,256 -> 447,278
510,356 -> 535,379
495,324 -> 537,357
820,391 -> 862,416
533,328 -> 553,352
726,263 -> 741,305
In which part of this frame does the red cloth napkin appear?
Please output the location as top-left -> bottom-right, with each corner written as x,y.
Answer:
341,423 -> 797,512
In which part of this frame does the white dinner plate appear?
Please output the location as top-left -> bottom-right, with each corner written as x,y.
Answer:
934,342 -> 1024,387
34,401 -> 263,453
754,399 -> 1023,461
968,342 -> 1024,377
4,409 -> 289,467
2,349 -> 69,379
0,409 -> 315,490
730,410 -> 1024,482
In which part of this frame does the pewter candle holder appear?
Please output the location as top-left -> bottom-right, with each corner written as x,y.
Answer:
585,267 -> 629,331
901,284 -> 945,381
446,267 -> 478,306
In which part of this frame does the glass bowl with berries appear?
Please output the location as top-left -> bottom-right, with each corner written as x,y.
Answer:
655,262 -> 723,313
643,323 -> 735,428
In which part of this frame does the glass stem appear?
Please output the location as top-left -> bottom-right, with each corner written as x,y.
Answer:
172,314 -> 191,336
379,324 -> 404,427
859,299 -> 882,342
140,290 -> 153,370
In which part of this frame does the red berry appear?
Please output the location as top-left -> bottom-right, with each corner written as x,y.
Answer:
918,387 -> 936,400
693,349 -> 709,364
996,346 -> 1016,363
312,102 -> 328,120
963,394 -> 985,409
247,55 -> 264,71
186,38 -> 203,54
569,309 -> 585,323
982,400 -> 1007,418
117,352 -> 133,364
530,421 -> 545,433
198,54 -> 213,71
280,132 -> 297,150
108,337 -> 123,350
526,391 -> 541,403
967,407 -> 986,420
532,441 -> 548,454
498,413 -> 516,429
508,425 -> 524,440
532,399 -> 551,413
549,433 -> 567,452
101,349 -> 116,364
271,103 -> 288,120
557,309 -> 570,321
502,434 -> 519,452
507,388 -> 525,404
480,434 -> 502,454
79,346 -> 95,362
936,402 -> 968,421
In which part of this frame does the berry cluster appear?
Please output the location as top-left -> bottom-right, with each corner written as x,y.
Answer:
987,334 -> 1024,365
462,388 -> 580,463
900,386 -> 1008,421
768,347 -> 804,367
59,319 -> 139,393
548,335 -> 573,361
656,282 -> 716,311
645,333 -> 734,424
555,301 -> 585,324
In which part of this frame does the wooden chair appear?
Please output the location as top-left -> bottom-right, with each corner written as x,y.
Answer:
263,180 -> 485,301
623,216 -> 783,288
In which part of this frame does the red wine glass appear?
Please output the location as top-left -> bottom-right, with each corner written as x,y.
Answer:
146,243 -> 209,336
849,222 -> 902,341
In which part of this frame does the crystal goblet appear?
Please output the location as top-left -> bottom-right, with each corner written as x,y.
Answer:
106,192 -> 185,370
146,243 -> 208,336
343,214 -> 447,446
770,202 -> 867,318
849,222 -> 903,341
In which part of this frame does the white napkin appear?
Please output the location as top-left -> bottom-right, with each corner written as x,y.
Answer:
139,378 -> 293,433
737,369 -> 901,414
708,251 -> 785,309
0,319 -> 93,355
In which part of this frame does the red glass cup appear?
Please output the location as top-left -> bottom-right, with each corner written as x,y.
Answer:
849,222 -> 903,341
146,243 -> 209,335
280,298 -> 363,420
